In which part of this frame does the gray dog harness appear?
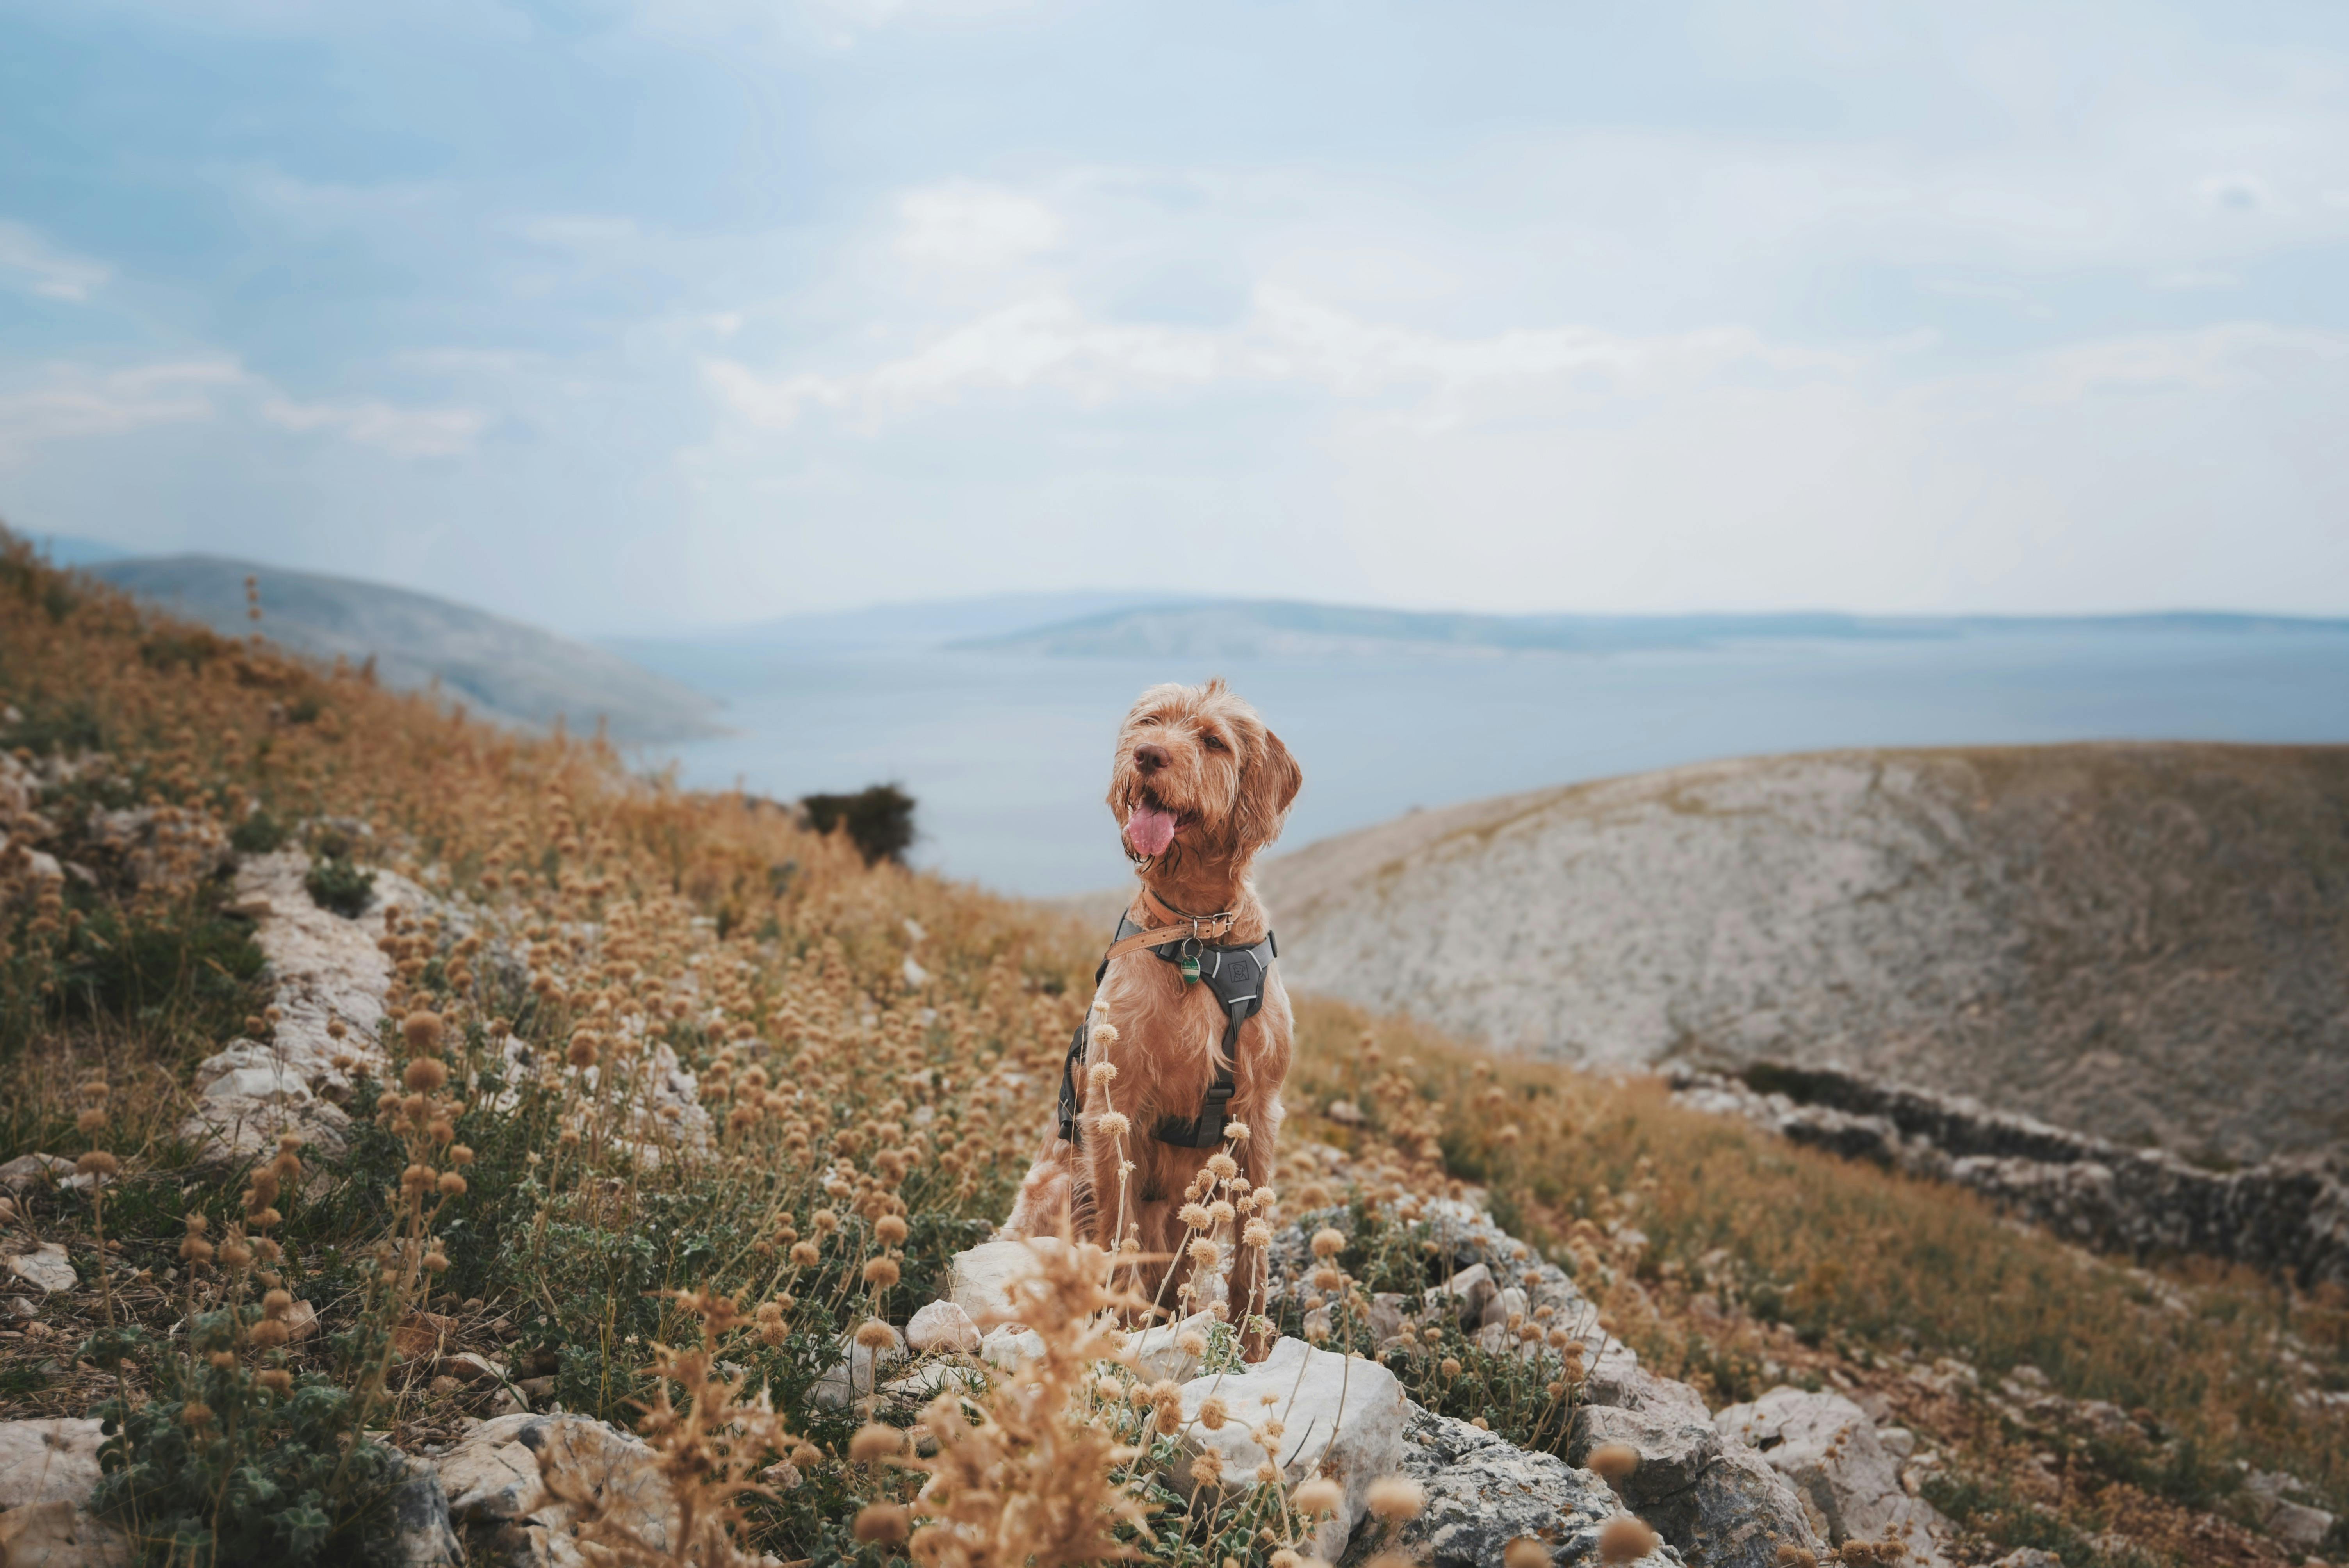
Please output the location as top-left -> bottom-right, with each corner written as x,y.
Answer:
1057,912 -> 1278,1149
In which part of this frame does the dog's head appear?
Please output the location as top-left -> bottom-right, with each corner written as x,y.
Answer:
1110,678 -> 1302,873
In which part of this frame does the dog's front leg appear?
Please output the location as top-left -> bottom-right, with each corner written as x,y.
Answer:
1003,1133 -> 1076,1240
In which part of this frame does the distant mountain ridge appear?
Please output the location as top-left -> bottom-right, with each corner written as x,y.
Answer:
87,554 -> 722,744
961,599 -> 2349,661
1256,743 -> 2349,1163
618,591 -> 1209,657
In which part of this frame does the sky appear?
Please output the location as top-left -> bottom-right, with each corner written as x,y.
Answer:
2,0 -> 2346,635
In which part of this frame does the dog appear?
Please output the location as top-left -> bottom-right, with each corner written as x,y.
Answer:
1004,678 -> 1302,1352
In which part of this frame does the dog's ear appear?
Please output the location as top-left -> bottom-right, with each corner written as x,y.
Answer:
1234,725 -> 1302,855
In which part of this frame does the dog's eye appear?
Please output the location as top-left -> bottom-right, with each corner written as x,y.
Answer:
1136,715 -> 1161,727
1200,731 -> 1227,752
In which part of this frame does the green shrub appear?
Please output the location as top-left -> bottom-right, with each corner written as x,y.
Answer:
9,896 -> 268,1058
0,697 -> 103,756
90,1310 -> 406,1568
1274,1203 -> 1583,1456
800,784 -> 916,866
230,809 -> 289,855
304,858 -> 375,918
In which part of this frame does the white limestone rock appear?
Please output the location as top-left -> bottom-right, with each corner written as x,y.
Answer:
173,850 -> 430,1166
811,1323 -> 909,1408
905,1299 -> 979,1355
1716,1387 -> 1950,1563
948,1238 -> 1054,1325
3,1244 -> 76,1296
433,1413 -> 674,1568
977,1324 -> 1044,1372
0,1420 -> 105,1510
1126,1311 -> 1220,1384
1172,1337 -> 1406,1563
0,1155 -> 73,1194
0,1498 -> 131,1567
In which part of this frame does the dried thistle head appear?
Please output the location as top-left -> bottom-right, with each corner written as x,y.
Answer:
1588,1441 -> 1642,1484
1293,1476 -> 1343,1517
1365,1474 -> 1424,1520
1597,1515 -> 1659,1564
848,1423 -> 903,1463
402,1010 -> 445,1055
853,1504 -> 908,1545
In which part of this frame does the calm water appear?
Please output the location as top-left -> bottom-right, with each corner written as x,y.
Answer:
630,628 -> 2349,896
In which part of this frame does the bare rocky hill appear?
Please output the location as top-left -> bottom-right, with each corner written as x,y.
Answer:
1258,744 -> 2349,1163
87,554 -> 722,743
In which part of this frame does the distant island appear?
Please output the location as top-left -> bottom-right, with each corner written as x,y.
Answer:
955,598 -> 2349,661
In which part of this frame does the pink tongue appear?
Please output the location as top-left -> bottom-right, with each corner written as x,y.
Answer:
1125,802 -> 1179,857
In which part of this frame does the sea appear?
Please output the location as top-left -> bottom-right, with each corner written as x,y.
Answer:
628,624 -> 2349,898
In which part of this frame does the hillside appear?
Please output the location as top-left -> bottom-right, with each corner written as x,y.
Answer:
86,553 -> 722,743
1259,745 -> 2349,1164
2,542 -> 2343,1568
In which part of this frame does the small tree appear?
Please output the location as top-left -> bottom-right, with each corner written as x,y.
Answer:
800,784 -> 916,866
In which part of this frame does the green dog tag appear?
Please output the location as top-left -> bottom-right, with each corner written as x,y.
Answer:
1179,954 -> 1201,985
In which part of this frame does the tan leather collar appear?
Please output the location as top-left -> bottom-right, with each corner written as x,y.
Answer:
1102,887 -> 1238,963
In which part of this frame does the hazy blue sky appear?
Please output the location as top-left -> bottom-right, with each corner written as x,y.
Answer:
3,0 -> 2345,633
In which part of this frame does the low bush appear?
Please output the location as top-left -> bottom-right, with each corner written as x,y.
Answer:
303,857 -> 374,918
800,783 -> 916,866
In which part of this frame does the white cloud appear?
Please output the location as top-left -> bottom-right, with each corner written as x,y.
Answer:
702,286 -> 1856,430
0,360 -> 241,463
896,182 -> 1063,268
2014,323 -> 2349,404
1318,318 -> 2349,616
260,396 -> 489,458
0,221 -> 113,302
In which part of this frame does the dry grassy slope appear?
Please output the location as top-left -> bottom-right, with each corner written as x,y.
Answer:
1258,744 -> 2349,1163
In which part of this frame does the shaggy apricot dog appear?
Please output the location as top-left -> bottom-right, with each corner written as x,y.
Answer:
1005,679 -> 1302,1352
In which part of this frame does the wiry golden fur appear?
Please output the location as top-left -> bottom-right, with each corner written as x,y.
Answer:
1004,679 -> 1302,1352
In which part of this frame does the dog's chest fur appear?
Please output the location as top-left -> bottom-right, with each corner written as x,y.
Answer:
1094,949 -> 1263,1119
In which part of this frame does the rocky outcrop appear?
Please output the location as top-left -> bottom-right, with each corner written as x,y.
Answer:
1570,1368 -> 1824,1568
176,849 -> 430,1166
1350,1404 -> 1658,1567
1258,745 -> 2349,1163
945,1184 -> 1851,1568
1674,1062 -> 2349,1285
1172,1338 -> 1408,1563
167,850 -> 711,1170
434,1412 -> 674,1567
1715,1388 -> 1949,1563
2242,1468 -> 2338,1553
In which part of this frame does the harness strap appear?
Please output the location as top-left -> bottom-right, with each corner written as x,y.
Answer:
1058,900 -> 1276,1151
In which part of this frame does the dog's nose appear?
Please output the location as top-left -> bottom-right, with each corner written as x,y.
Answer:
1135,743 -> 1171,773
